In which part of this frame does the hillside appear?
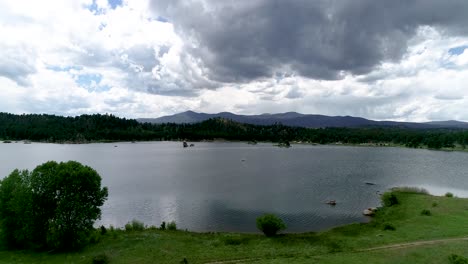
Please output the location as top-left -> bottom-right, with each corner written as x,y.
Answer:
139,111 -> 468,129
1,113 -> 468,149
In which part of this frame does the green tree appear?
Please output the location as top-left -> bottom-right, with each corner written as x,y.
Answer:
0,169 -> 34,248
256,214 -> 287,237
0,161 -> 108,250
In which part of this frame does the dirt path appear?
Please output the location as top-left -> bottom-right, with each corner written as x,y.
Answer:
204,237 -> 468,264
357,236 -> 468,252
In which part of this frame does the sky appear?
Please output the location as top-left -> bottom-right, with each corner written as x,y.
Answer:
1,0 -> 468,121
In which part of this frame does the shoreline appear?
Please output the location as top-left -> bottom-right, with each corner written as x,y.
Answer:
3,190 -> 468,263
4,139 -> 468,153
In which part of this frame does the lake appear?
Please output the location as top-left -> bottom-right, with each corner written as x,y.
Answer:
1,141 -> 468,233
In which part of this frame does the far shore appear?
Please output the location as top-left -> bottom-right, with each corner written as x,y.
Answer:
4,138 -> 468,153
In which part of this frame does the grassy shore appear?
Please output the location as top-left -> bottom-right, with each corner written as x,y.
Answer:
1,190 -> 468,263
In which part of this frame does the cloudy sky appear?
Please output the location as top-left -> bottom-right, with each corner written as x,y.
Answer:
1,0 -> 468,121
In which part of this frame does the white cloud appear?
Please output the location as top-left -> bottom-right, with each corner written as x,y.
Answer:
1,1 -> 468,121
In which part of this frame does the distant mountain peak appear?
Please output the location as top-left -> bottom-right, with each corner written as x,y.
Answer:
137,111 -> 468,129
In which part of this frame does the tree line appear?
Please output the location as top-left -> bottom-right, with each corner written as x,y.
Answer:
1,112 -> 468,149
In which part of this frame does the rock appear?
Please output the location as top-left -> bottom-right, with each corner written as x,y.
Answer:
363,207 -> 377,216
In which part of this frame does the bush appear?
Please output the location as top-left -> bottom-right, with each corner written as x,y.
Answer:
432,202 -> 438,207
421,209 -> 432,216
92,253 -> 110,264
0,161 -> 108,250
325,240 -> 343,253
89,231 -> 101,244
130,219 -> 145,231
383,223 -> 396,231
223,236 -> 250,246
381,192 -> 399,207
446,192 -> 454,198
448,254 -> 468,264
100,226 -> 107,235
256,214 -> 286,237
160,221 -> 166,230
124,220 -> 144,231
167,221 -> 177,231
392,187 -> 429,195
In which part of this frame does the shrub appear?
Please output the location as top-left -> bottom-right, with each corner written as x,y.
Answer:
132,220 -> 145,231
125,220 -> 144,231
167,221 -> 177,231
0,161 -> 108,250
92,253 -> 110,264
448,254 -> 468,264
223,236 -> 250,246
256,214 -> 287,237
446,192 -> 454,198
325,240 -> 343,253
381,192 -> 399,207
160,221 -> 166,230
392,187 -> 429,195
383,223 -> 396,231
432,202 -> 438,207
89,231 -> 101,244
100,226 -> 107,235
421,209 -> 432,216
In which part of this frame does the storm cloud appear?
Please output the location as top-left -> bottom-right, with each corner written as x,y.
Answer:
150,0 -> 468,82
2,0 -> 468,121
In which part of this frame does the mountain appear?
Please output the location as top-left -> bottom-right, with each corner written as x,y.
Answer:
138,111 -> 468,129
424,120 -> 468,129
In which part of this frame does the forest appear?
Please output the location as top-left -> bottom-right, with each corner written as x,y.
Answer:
1,112 -> 467,150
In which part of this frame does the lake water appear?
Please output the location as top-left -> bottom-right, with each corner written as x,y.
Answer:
1,141 -> 468,233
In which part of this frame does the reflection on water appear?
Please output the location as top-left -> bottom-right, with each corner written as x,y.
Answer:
0,142 -> 467,232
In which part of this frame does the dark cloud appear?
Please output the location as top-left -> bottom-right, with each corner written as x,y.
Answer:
150,0 -> 468,82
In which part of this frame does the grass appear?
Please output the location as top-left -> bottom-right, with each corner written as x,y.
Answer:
1,190 -> 468,263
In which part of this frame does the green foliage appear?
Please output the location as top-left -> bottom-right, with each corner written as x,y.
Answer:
125,220 -> 145,231
325,240 -> 343,253
420,209 -> 432,216
222,236 -> 250,246
256,214 -> 287,237
0,112 -> 467,148
160,221 -> 166,230
383,223 -> 396,231
167,221 -> 177,231
89,231 -> 102,244
449,254 -> 468,264
382,192 -> 399,207
100,226 -> 107,235
446,192 -> 454,197
0,169 -> 34,249
432,202 -> 438,207
0,161 -> 108,250
92,253 -> 111,264
392,187 -> 429,195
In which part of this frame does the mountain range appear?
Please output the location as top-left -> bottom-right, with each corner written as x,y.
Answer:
138,111 -> 468,129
